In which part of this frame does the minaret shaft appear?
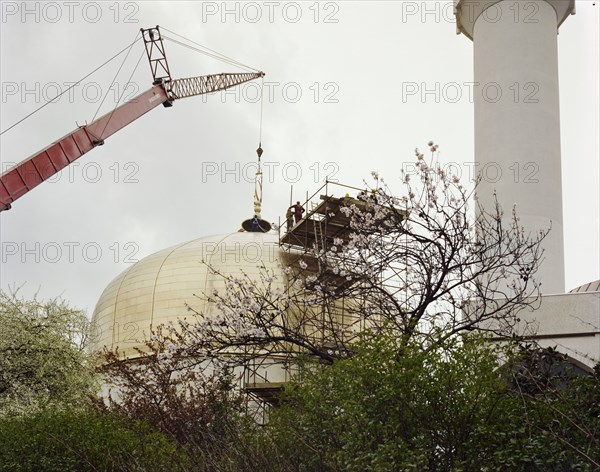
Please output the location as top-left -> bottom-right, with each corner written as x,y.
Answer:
456,0 -> 574,294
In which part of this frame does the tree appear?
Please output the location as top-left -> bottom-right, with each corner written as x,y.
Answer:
0,290 -> 97,416
91,142 -> 596,470
266,333 -> 600,471
156,142 -> 547,366
97,331 -> 283,471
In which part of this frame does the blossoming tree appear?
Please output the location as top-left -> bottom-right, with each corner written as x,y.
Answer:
153,142 -> 547,366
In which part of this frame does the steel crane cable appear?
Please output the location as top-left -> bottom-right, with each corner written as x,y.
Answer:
160,26 -> 258,71
90,30 -> 141,124
96,47 -> 146,142
254,75 -> 265,217
258,75 -> 265,145
0,38 -> 141,137
160,26 -> 260,73
162,35 -> 257,72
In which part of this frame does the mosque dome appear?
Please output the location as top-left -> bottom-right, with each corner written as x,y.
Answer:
91,230 -> 286,357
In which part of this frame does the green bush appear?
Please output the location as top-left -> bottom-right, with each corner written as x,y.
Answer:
0,409 -> 189,472
267,334 -> 599,471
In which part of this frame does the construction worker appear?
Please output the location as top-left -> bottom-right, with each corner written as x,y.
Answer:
289,201 -> 305,224
250,215 -> 261,232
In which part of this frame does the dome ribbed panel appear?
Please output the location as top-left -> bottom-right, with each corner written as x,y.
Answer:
91,232 -> 284,357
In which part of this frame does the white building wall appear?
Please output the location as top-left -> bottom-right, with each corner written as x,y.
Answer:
511,292 -> 600,370
469,292 -> 599,370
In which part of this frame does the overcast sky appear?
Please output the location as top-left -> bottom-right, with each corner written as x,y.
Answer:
1,1 -> 598,315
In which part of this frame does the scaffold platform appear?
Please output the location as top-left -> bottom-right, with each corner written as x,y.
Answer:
244,382 -> 287,406
278,181 -> 406,291
281,193 -> 359,249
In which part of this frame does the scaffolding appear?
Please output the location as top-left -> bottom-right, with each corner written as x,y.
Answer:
242,352 -> 295,423
242,180 -> 408,417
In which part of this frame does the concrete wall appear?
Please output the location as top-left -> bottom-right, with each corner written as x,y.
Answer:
481,292 -> 600,370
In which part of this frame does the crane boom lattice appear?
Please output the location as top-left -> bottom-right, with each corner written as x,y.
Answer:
168,72 -> 264,100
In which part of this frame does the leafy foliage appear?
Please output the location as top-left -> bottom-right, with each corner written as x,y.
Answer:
0,290 -> 97,416
503,346 -> 600,469
98,333 -> 284,471
0,409 -> 186,472
267,334 -> 599,471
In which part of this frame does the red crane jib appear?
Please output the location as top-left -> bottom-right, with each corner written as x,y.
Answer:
0,85 -> 169,211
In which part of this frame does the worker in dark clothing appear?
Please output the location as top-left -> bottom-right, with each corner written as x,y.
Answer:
286,208 -> 294,231
289,201 -> 305,224
250,215 -> 261,232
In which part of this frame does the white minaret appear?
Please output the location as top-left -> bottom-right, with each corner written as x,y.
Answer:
455,0 -> 575,294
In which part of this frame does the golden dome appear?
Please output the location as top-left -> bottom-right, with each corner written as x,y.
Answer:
91,231 -> 285,357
